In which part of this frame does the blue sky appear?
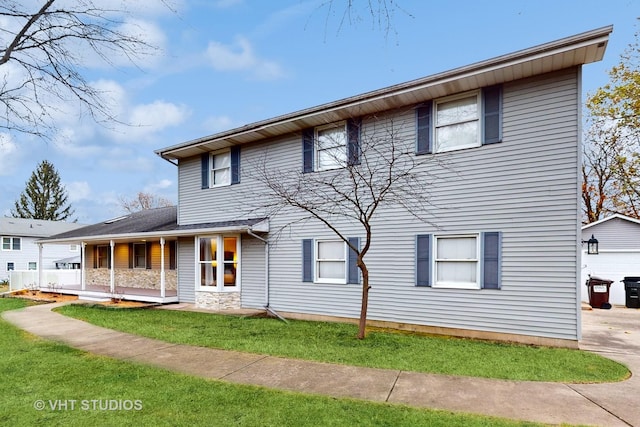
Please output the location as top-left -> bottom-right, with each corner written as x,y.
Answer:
1,0 -> 638,224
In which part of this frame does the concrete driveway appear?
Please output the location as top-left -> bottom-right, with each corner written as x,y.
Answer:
577,306 -> 640,426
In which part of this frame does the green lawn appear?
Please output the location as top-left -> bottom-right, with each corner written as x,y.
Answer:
0,299 -> 542,426
56,303 -> 629,383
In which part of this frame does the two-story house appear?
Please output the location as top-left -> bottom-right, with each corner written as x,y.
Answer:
41,26 -> 611,347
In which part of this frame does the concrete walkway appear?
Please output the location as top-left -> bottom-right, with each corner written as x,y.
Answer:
3,302 -> 639,426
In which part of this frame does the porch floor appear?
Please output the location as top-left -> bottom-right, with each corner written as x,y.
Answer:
45,284 -> 178,304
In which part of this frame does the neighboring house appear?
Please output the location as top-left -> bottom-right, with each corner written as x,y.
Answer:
0,217 -> 85,282
581,214 -> 640,306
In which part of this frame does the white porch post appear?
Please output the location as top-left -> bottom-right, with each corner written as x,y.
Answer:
81,242 -> 86,291
160,237 -> 166,298
37,243 -> 43,289
110,240 -> 115,293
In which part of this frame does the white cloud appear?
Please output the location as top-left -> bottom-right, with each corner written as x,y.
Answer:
202,115 -> 234,133
206,36 -> 285,80
113,100 -> 190,142
64,181 -> 92,203
0,134 -> 18,176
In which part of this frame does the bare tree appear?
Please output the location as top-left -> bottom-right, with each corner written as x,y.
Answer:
118,191 -> 173,213
249,113 -> 443,339
317,0 -> 410,39
0,0 -> 164,138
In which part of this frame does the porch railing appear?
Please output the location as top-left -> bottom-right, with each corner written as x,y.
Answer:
9,270 -> 81,292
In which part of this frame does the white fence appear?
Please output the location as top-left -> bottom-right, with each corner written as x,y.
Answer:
9,270 -> 81,292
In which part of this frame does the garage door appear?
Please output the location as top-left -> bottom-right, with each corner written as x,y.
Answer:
581,250 -> 640,306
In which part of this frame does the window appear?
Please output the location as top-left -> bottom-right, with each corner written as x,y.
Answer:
96,245 -> 110,268
7,262 -> 14,271
303,119 -> 361,173
316,240 -> 346,283
210,151 -> 230,186
133,243 -> 146,269
69,244 -> 79,252
2,237 -> 21,251
415,85 -> 502,155
302,238 -> 360,284
201,147 -> 240,188
28,262 -> 37,270
434,92 -> 481,152
416,232 -> 502,290
316,122 -> 347,171
198,235 -> 239,291
435,235 -> 479,289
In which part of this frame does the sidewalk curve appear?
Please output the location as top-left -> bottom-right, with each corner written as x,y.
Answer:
2,302 -> 638,426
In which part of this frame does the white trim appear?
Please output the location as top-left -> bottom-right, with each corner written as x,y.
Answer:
434,90 -> 481,153
582,213 -> 640,230
209,149 -> 231,187
314,239 -> 347,285
195,234 -> 241,293
314,121 -> 347,172
433,234 -> 481,290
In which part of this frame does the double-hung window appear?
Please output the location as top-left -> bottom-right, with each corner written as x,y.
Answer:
434,235 -> 479,289
316,122 -> 347,171
416,85 -> 502,155
210,151 -> 231,186
315,240 -> 346,284
434,92 -> 481,153
416,232 -> 502,290
2,237 -> 21,251
133,243 -> 146,269
96,245 -> 110,268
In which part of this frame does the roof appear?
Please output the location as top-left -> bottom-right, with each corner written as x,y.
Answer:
156,25 -> 612,162
39,206 -> 268,244
582,213 -> 640,230
0,217 -> 86,238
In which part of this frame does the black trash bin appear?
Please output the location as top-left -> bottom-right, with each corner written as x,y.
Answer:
586,276 -> 613,309
622,277 -> 640,309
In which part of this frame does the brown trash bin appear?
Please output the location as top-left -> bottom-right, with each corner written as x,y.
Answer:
586,276 -> 613,309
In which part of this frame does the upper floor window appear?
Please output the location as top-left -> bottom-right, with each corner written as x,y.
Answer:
303,119 -> 361,173
210,151 -> 231,186
316,122 -> 347,171
201,147 -> 241,189
2,237 -> 21,251
435,92 -> 481,152
416,85 -> 502,155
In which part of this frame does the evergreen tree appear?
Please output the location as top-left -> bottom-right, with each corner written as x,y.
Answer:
11,160 -> 75,221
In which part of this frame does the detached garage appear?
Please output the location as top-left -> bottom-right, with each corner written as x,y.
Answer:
581,214 -> 640,306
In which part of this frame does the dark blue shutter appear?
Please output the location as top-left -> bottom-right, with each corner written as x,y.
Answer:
231,146 -> 240,184
416,103 -> 432,155
347,119 -> 361,166
482,232 -> 502,289
303,129 -> 314,173
201,153 -> 209,189
347,237 -> 360,284
482,85 -> 502,145
416,234 -> 431,287
302,239 -> 313,282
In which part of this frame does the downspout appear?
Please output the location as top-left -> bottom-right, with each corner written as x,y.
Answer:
247,228 -> 287,323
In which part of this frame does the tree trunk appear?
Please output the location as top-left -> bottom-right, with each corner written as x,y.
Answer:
357,262 -> 370,339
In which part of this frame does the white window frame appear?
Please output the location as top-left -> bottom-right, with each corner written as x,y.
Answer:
133,243 -> 146,269
433,234 -> 480,290
434,90 -> 481,153
209,150 -> 231,187
2,237 -> 21,251
28,262 -> 37,270
314,239 -> 347,284
196,234 -> 241,292
315,121 -> 347,171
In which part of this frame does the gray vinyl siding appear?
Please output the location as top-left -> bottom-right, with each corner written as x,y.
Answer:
177,68 -> 581,341
583,218 -> 640,250
239,235 -> 266,308
177,237 -> 195,303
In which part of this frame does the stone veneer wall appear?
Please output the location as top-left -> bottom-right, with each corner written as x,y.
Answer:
195,291 -> 241,310
85,269 -> 177,290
